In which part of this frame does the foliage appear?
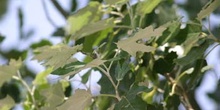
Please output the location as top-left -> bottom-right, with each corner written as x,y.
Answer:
0,0 -> 220,110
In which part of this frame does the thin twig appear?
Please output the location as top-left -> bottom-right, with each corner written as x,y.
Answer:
51,0 -> 69,18
126,2 -> 135,29
16,71 -> 38,109
97,66 -> 121,101
41,0 -> 58,27
165,73 -> 194,110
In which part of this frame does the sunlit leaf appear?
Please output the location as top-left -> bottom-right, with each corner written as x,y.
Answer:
105,0 -> 128,5
197,0 -> 220,20
66,2 -> 102,39
33,67 -> 53,86
75,18 -> 115,40
0,59 -> 22,86
0,95 -> 15,110
83,28 -> 112,53
33,44 -> 82,70
57,89 -> 92,110
136,0 -> 161,16
116,26 -> 166,56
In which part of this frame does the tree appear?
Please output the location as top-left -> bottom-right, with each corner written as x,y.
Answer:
0,0 -> 220,110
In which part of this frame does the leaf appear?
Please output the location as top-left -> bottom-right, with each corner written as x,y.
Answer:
41,82 -> 65,110
157,21 -> 181,45
116,26 -> 166,56
83,28 -> 112,53
0,95 -> 15,110
52,61 -> 85,75
74,18 -> 115,40
66,2 -> 102,39
57,89 -> 92,110
197,0 -> 220,21
114,84 -> 151,110
0,35 -> 5,43
115,61 -> 130,81
105,0 -> 128,5
175,39 -> 214,65
153,51 -> 178,74
136,0 -> 161,16
0,59 -> 22,86
33,67 -> 53,86
33,44 -> 82,70
62,58 -> 106,77
30,39 -> 52,49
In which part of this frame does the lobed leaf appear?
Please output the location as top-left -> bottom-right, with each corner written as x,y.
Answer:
0,59 -> 22,86
33,44 -> 82,70
57,89 -> 92,110
116,26 -> 166,56
197,0 -> 220,21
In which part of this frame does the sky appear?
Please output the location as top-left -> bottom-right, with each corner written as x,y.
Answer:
0,0 -> 220,109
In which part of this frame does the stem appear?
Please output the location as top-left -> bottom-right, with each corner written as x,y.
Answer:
99,94 -> 118,99
16,71 -> 38,109
97,66 -> 121,101
41,0 -> 58,27
114,25 -> 133,29
204,43 -> 220,58
51,0 -> 68,18
165,73 -> 194,110
181,21 -> 216,40
126,2 -> 135,29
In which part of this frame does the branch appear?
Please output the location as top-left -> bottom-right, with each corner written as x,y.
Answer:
51,0 -> 69,18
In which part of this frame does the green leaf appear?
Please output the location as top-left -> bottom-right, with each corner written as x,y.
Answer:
0,35 -> 5,43
114,84 -> 151,110
30,39 -> 52,49
62,58 -> 106,77
115,61 -> 130,81
57,89 -> 92,110
74,18 -> 115,40
136,0 -> 161,16
0,95 -> 15,110
81,70 -> 91,84
83,28 -> 112,53
116,26 -> 166,56
0,59 -> 22,87
153,51 -> 178,74
66,2 -> 102,39
182,33 -> 202,54
41,82 -> 65,110
175,39 -> 214,65
197,0 -> 220,21
52,61 -> 85,75
33,44 -> 82,70
157,21 -> 181,45
105,0 -> 128,5
33,67 -> 53,86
